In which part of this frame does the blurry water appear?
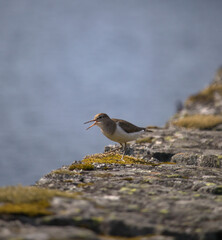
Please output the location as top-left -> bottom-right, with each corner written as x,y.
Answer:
0,0 -> 222,186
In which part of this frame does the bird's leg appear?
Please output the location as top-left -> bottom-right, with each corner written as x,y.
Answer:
121,143 -> 127,161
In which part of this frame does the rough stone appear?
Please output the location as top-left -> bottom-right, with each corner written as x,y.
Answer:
0,129 -> 222,239
1,72 -> 222,239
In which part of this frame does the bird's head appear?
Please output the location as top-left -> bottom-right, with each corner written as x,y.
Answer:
84,113 -> 110,130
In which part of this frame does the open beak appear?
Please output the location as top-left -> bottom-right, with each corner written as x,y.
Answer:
84,119 -> 97,130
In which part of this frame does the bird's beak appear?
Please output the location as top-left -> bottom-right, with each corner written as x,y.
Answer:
84,119 -> 97,130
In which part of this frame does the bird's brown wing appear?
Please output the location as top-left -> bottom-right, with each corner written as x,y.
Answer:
112,118 -> 145,133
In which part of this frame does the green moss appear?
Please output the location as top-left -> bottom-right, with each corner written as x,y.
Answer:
195,228 -> 202,233
205,182 -> 216,186
72,216 -> 103,232
186,84 -> 222,105
82,153 -> 148,165
91,216 -> 104,223
166,174 -> 182,178
213,185 -> 222,195
178,191 -> 188,195
193,194 -> 201,198
172,114 -> 222,130
136,137 -> 153,144
141,208 -> 150,213
0,185 -> 79,216
164,136 -> 174,141
165,174 -> 188,179
159,209 -> 169,214
119,187 -> 137,195
216,156 -> 222,168
69,163 -> 94,171
215,196 -> 222,202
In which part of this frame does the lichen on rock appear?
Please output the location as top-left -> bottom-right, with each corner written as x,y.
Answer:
0,185 -> 79,216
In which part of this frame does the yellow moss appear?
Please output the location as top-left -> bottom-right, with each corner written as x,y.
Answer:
122,177 -> 133,181
82,153 -> 177,167
69,163 -> 94,171
136,137 -> 153,144
64,179 -> 74,183
77,183 -> 94,188
52,169 -> 80,175
172,114 -> 222,130
94,173 -> 114,178
0,185 -> 79,203
160,162 -> 176,165
186,84 -> 222,105
0,185 -> 79,216
82,153 -> 147,165
0,201 -> 51,216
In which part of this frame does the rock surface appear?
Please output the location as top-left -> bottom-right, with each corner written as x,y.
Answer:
1,69 -> 222,239
0,128 -> 222,240
167,66 -> 222,129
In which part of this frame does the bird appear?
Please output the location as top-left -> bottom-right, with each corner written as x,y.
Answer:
84,113 -> 151,160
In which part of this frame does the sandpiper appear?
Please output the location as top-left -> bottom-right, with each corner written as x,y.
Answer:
84,113 -> 151,159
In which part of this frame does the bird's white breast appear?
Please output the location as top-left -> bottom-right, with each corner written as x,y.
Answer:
102,122 -> 144,143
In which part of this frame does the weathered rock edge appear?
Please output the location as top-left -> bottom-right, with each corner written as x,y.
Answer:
1,128 -> 222,240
